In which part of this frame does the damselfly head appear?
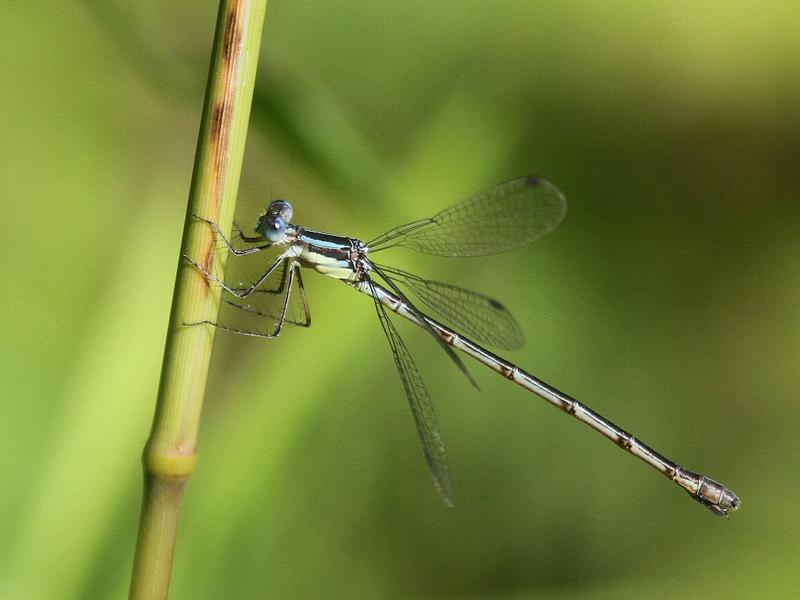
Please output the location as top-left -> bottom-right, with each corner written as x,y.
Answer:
256,200 -> 294,243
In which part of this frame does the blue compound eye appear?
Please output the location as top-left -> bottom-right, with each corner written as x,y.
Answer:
264,216 -> 286,242
256,200 -> 293,242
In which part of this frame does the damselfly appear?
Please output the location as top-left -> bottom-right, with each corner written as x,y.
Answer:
184,176 -> 739,516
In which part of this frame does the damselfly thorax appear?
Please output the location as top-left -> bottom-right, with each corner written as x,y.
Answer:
292,228 -> 371,282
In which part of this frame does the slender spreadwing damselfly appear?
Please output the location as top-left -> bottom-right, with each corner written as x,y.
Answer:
184,176 -> 739,516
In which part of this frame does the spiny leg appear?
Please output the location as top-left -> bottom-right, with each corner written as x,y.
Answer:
182,252 -> 286,299
207,264 -> 296,336
231,220 -> 265,244
184,262 -> 295,337
293,267 -> 312,328
224,256 -> 291,298
191,212 -> 271,256
221,299 -> 308,327
271,264 -> 298,337
255,257 -> 290,295
222,262 -> 311,329
185,319 -> 280,339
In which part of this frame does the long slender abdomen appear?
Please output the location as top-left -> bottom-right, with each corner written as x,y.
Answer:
350,278 -> 740,516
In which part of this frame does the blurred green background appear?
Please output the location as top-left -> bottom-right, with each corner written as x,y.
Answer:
2,2 -> 798,598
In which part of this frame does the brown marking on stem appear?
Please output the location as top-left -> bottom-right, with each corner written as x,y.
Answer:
210,98 -> 230,212
210,102 -> 225,142
209,99 -> 230,213
203,240 -> 217,273
207,2 -> 246,212
223,2 -> 242,63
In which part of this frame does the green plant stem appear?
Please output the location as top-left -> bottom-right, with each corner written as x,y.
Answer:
129,1 -> 269,598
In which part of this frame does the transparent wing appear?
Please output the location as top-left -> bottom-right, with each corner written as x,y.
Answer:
374,264 -> 524,351
371,264 -> 479,390
368,176 -> 566,257
370,279 -> 453,506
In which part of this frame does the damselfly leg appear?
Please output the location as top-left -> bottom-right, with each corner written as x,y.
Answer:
184,214 -> 310,336
192,212 -> 272,254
